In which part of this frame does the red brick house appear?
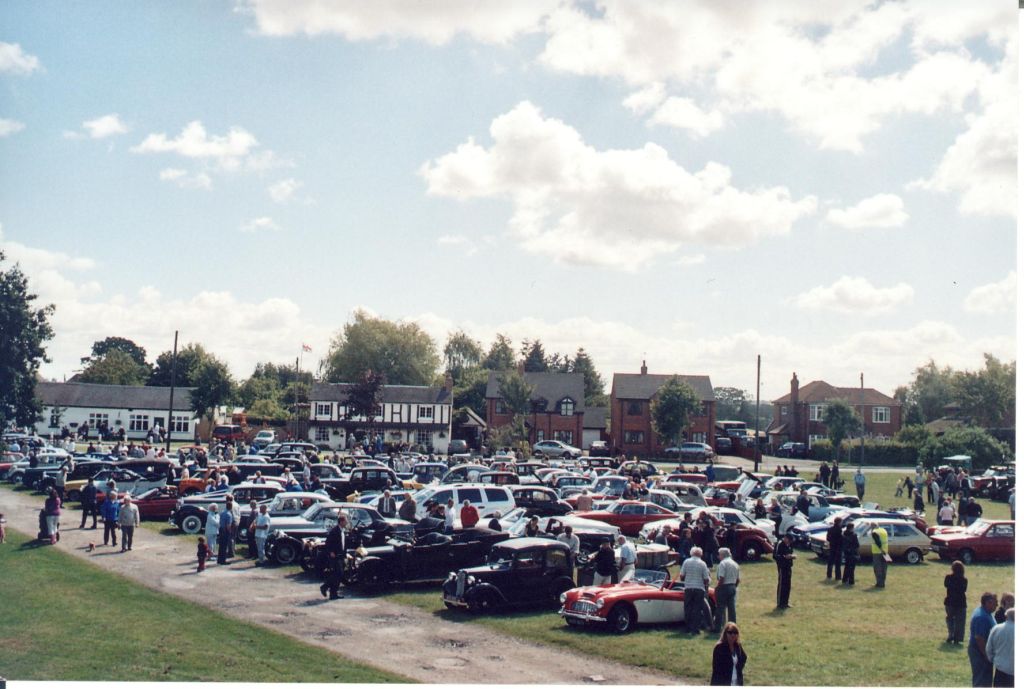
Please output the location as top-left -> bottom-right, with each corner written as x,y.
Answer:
610,362 -> 716,457
767,373 -> 902,446
485,372 -> 585,447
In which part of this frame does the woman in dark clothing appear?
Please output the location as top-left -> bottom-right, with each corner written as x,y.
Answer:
943,560 -> 968,644
711,622 -> 747,686
840,523 -> 859,585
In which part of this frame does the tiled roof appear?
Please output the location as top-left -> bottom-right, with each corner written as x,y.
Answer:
772,380 -> 897,406
484,372 -> 585,413
583,406 -> 608,429
310,382 -> 452,405
35,381 -> 195,411
610,373 -> 715,402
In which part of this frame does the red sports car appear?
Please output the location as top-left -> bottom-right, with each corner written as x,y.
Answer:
574,501 -> 679,536
929,519 -> 1015,565
560,569 -> 716,633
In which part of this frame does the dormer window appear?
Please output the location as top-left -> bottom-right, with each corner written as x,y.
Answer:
531,398 -> 548,413
559,397 -> 575,416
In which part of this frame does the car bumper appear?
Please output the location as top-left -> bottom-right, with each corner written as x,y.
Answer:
442,594 -> 469,607
559,608 -> 607,624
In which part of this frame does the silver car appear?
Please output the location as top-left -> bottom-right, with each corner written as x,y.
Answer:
532,440 -> 582,459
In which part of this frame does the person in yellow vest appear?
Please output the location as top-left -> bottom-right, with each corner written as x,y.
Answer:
870,523 -> 890,588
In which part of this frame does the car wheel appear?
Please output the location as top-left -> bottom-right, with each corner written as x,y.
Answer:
66,490 -> 81,501
742,543 -> 761,562
180,514 -> 204,535
904,548 -> 923,565
606,604 -> 635,634
467,589 -> 499,614
562,452 -> 571,459
299,551 -> 317,574
958,549 -> 975,566
274,540 -> 300,565
358,561 -> 388,589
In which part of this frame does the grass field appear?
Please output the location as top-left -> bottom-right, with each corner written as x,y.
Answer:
0,528 -> 408,683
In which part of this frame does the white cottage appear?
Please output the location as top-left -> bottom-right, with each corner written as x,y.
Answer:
308,381 -> 453,452
34,381 -> 198,442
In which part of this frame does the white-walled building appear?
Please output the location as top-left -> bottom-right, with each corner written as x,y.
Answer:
34,381 -> 198,441
308,381 -> 453,452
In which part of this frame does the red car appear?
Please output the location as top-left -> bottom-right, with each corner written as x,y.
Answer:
929,519 -> 1015,565
574,501 -> 679,536
666,473 -> 708,486
560,569 -> 716,633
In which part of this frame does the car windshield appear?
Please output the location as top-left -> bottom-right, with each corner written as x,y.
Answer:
964,519 -> 990,535
633,569 -> 669,587
300,503 -> 325,520
487,549 -> 514,565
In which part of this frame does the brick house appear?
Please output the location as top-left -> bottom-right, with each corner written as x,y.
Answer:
767,373 -> 902,446
484,371 -> 585,447
609,362 -> 716,457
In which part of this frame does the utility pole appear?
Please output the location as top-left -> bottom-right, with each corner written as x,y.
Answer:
165,330 -> 178,452
859,372 -> 865,469
754,354 -> 761,473
294,356 -> 300,441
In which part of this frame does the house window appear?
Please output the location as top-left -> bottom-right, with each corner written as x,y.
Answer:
809,404 -> 825,421
315,403 -> 332,417
129,414 -> 149,431
780,405 -> 788,417
809,434 -> 826,443
89,413 -> 109,428
872,406 -> 891,424
315,426 -> 330,442
495,400 -> 508,414
536,430 -> 545,442
558,398 -> 575,416
415,429 -> 431,446
692,432 -> 706,443
374,404 -> 384,418
625,430 -> 644,444
531,398 -> 548,413
554,430 -> 574,444
627,401 -> 642,416
171,415 -> 190,433
418,406 -> 434,420
49,409 -> 60,428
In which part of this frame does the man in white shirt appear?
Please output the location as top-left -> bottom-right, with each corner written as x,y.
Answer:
617,535 -> 637,582
681,546 -> 710,634
986,608 -> 1014,687
556,525 -> 580,558
715,547 -> 741,631
443,498 -> 456,534
576,489 -> 593,512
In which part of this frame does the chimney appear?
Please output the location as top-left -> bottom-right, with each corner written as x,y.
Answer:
443,371 -> 454,393
641,359 -> 648,375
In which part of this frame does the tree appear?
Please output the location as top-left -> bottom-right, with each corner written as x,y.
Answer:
77,350 -> 150,386
906,360 -> 957,423
443,331 -> 483,382
521,339 -> 548,372
246,397 -> 289,422
324,310 -> 440,385
497,371 -> 534,450
237,375 -> 281,409
822,399 -> 862,460
952,354 -> 1015,427
452,367 -> 489,419
82,336 -> 147,368
482,334 -> 516,371
919,426 -> 1013,473
650,377 -> 701,447
714,387 -> 752,423
894,424 -> 932,449
0,251 -> 54,428
572,348 -> 607,407
347,370 -> 387,442
149,343 -> 212,387
189,356 -> 234,423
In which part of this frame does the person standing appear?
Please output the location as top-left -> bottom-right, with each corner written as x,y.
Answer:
398,493 -> 417,522
377,490 -> 397,519
443,498 -> 456,534
681,546 -> 711,634
224,495 -> 240,558
840,523 -> 859,585
460,500 -> 480,529
556,525 -> 580,569
995,593 -> 1015,624
617,534 -> 637,582
320,514 -> 348,600
773,533 -> 795,608
825,517 -> 844,580
710,622 -> 746,686
715,547 -> 740,631
853,469 -> 866,501
216,504 -> 233,564
204,503 -> 221,560
101,493 -> 120,547
80,477 -> 99,529
943,560 -> 968,644
118,496 -> 140,552
43,488 -> 62,545
938,500 -> 956,526
592,541 -> 618,585
196,536 -> 212,572
54,466 -> 68,503
253,504 -> 271,565
968,592 -> 998,687
576,489 -> 593,512
986,608 -> 1014,688
246,499 -> 259,559
870,523 -> 890,588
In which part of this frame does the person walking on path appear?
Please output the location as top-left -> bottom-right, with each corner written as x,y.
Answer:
943,560 -> 968,644
986,608 -> 1014,688
710,622 -> 746,686
118,495 -> 140,551
101,493 -> 120,547
80,477 -> 99,529
825,517 -> 844,580
870,523 -> 890,588
54,466 -> 68,503
196,536 -> 211,572
204,503 -> 220,559
43,488 -> 62,545
773,533 -> 795,608
853,469 -> 866,501
968,592 -> 998,687
840,523 -> 859,585
253,503 -> 271,565
715,547 -> 740,632
216,504 -> 233,564
320,514 -> 348,600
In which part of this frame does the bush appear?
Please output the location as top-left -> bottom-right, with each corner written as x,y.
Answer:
809,439 -> 920,466
919,426 -> 1013,472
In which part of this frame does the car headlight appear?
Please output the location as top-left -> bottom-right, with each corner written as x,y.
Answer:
446,571 -> 456,581
466,576 -> 476,586
595,598 -> 606,607
559,592 -> 568,603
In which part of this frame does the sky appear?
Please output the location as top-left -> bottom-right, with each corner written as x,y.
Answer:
0,1 -> 1017,401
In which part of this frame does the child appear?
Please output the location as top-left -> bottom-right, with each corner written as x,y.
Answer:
0,512 -> 6,543
197,536 -> 211,572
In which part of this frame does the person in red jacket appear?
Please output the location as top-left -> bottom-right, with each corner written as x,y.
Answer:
459,499 -> 479,528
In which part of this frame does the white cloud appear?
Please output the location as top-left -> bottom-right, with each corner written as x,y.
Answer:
0,42 -> 40,74
794,276 -> 914,314
420,101 -> 816,270
964,272 -> 1016,314
647,97 -> 724,138
622,83 -> 667,114
132,120 -> 260,171
240,0 -> 558,45
267,177 -> 310,204
0,119 -> 25,137
81,113 -> 129,139
159,168 -> 213,190
436,234 -> 478,256
826,193 -> 908,229
240,217 -> 281,232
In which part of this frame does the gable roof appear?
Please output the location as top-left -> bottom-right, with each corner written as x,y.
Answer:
610,373 -> 714,402
310,382 -> 452,405
484,372 -> 585,413
771,380 -> 897,406
583,406 -> 608,429
35,381 -> 195,411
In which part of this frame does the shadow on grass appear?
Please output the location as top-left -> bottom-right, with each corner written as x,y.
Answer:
18,538 -> 49,550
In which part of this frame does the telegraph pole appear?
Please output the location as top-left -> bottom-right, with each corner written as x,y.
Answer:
165,330 -> 178,452
859,372 -> 865,468
754,354 -> 762,472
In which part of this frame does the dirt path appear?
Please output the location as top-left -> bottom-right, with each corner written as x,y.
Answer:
0,487 -> 686,685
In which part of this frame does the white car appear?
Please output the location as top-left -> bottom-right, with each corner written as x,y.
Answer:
688,506 -> 777,541
413,483 -> 516,523
532,440 -> 583,459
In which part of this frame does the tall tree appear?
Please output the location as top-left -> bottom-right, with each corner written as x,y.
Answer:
443,330 -> 483,382
953,354 -> 1015,427
482,333 -> 516,371
82,336 -> 148,368
347,370 -> 387,442
0,251 -> 54,427
714,386 -> 751,423
906,359 -> 957,422
822,399 -> 862,459
148,343 -> 212,387
650,377 -> 701,447
497,371 -> 534,448
452,367 -> 489,419
324,310 -> 440,385
572,347 -> 607,407
189,356 -> 235,423
77,350 -> 150,386
521,339 -> 548,372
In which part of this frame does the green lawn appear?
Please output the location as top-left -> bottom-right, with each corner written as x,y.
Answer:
0,528 -> 409,683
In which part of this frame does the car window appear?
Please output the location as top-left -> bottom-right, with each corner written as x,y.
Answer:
990,525 -> 1013,538
546,548 -> 567,570
456,488 -> 483,503
435,490 -> 452,505
532,490 -> 552,502
485,488 -> 508,502
347,508 -> 373,528
893,524 -> 916,537
621,504 -> 645,515
514,550 -> 544,570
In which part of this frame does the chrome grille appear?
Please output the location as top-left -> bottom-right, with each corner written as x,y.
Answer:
456,571 -> 466,597
571,600 -> 599,614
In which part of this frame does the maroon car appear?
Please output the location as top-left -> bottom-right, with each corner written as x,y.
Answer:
126,486 -> 181,520
574,501 -> 679,537
929,519 -> 1015,565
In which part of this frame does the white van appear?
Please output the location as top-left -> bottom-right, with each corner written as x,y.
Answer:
413,483 -> 516,524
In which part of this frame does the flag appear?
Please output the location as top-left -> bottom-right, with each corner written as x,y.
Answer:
302,343 -> 312,352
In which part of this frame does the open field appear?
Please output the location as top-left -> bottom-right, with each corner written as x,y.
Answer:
0,527 -> 408,683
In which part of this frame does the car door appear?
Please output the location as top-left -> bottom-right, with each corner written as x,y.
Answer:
455,487 -> 484,515
510,548 -> 547,602
985,523 -> 1014,561
617,503 -> 646,534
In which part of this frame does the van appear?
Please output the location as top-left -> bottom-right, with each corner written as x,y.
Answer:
414,483 -> 516,523
212,424 -> 245,443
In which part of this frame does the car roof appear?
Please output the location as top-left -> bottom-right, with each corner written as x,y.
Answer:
493,537 -> 570,551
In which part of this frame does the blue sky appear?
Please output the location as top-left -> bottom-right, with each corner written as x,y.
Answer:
0,1 -> 1016,398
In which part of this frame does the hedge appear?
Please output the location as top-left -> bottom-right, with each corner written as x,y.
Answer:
808,440 -> 920,466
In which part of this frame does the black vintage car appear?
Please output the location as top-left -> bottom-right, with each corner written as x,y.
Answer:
511,486 -> 572,517
442,538 -> 576,613
264,502 -> 414,565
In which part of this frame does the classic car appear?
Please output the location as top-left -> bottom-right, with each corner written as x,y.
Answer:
559,568 -> 717,633
809,518 -> 932,563
511,486 -> 573,517
501,509 -> 620,557
589,475 -> 631,498
35,460 -> 114,493
410,462 -> 448,487
587,440 -> 611,457
665,442 -> 715,462
928,519 -> 1015,564
344,527 -> 511,588
641,514 -> 775,562
442,538 -> 577,612
265,502 -> 414,564
440,463 -> 490,484
127,486 -> 182,520
553,474 -> 592,491
479,471 -> 520,485
970,466 -> 1015,499
236,491 -> 335,536
618,461 -> 662,479
686,506 -> 776,541
66,468 -> 166,501
665,473 -> 709,486
321,466 -> 412,500
582,457 -> 618,470
775,442 -> 807,459
790,508 -> 929,549
574,501 -> 679,537
657,482 -> 708,508
169,482 -> 285,533
511,461 -> 547,485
